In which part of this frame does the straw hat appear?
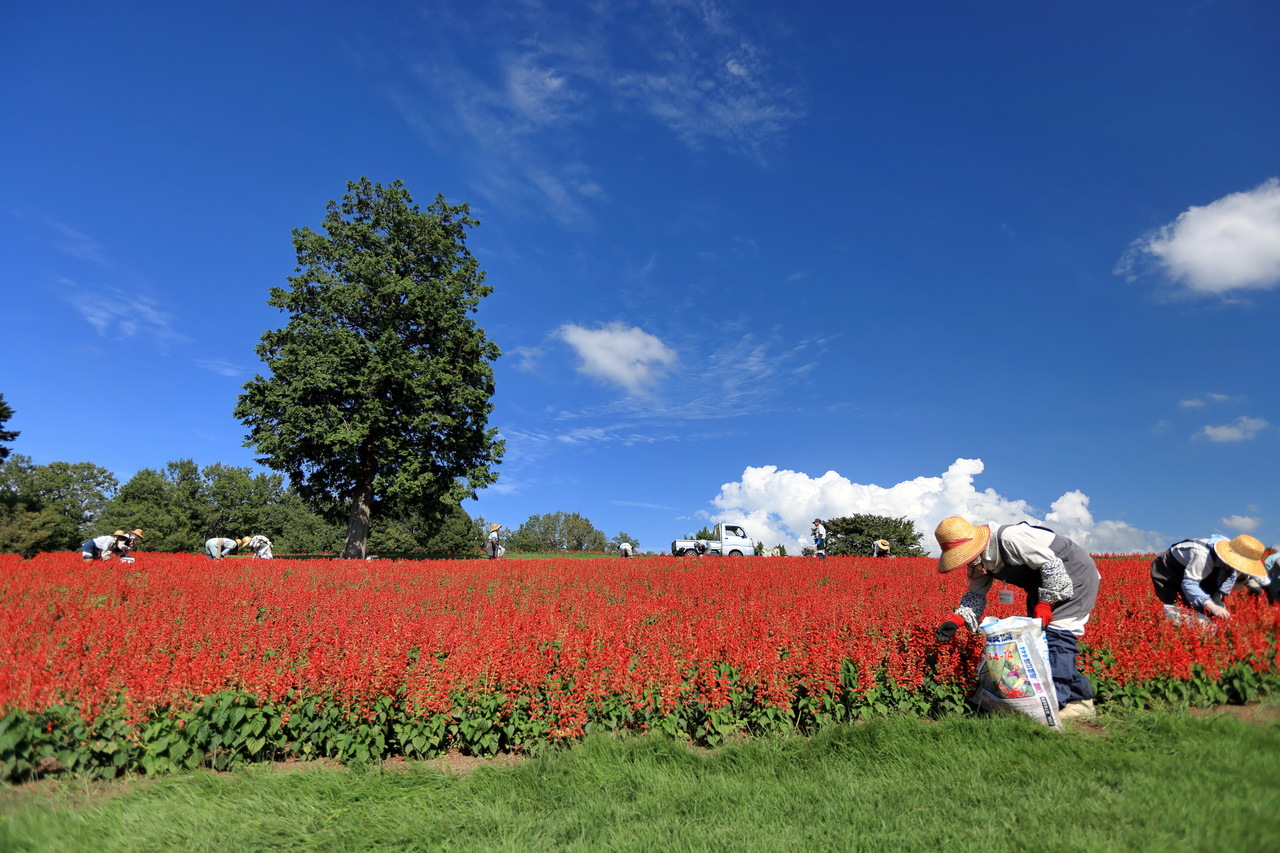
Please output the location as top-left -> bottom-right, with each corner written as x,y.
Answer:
237,536 -> 253,549
875,539 -> 890,551
1214,534 -> 1266,578
112,530 -> 127,537
129,529 -> 144,540
935,516 -> 991,574
490,523 -> 502,532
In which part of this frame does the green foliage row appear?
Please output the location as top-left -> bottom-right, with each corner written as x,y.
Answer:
0,453 -> 489,557
6,661 -> 1277,784
821,513 -> 929,557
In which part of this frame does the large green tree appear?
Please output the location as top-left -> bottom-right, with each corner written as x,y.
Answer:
235,178 -> 503,558
823,513 -> 928,557
507,511 -> 608,553
0,393 -> 18,461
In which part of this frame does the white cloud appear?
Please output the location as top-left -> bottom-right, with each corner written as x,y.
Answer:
1220,515 -> 1259,533
1199,416 -> 1269,442
1117,178 -> 1280,295
707,458 -> 1162,556
558,322 -> 677,396
193,358 -> 244,377
58,279 -> 187,346
1179,398 -> 1205,408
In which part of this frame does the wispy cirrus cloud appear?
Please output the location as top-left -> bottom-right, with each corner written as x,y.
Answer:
56,278 -> 187,347
383,0 -> 803,225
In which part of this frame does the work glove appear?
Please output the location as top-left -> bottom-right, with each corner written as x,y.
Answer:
935,620 -> 960,643
1203,601 -> 1231,619
1033,601 -> 1053,630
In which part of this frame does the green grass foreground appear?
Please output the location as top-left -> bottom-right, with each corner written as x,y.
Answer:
2,705 -> 1278,852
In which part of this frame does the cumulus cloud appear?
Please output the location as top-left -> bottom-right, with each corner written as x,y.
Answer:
707,458 -> 1162,556
1117,178 -> 1280,295
1220,515 -> 1259,533
558,322 -> 677,396
1199,416 -> 1269,442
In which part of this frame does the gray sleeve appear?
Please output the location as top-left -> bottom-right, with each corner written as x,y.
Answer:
955,591 -> 988,632
1037,557 -> 1074,604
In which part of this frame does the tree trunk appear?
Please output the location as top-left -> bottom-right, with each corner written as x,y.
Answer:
341,468 -> 374,559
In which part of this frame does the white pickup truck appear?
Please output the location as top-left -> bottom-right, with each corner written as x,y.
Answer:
670,523 -> 754,557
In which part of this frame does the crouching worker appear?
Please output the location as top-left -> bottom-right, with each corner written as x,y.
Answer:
244,534 -> 273,559
933,516 -> 1101,721
1149,534 -> 1266,619
205,536 -> 239,559
81,530 -> 132,562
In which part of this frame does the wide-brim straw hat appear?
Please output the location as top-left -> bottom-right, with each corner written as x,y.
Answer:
112,530 -> 127,537
129,528 -> 144,540
490,523 -> 502,532
1214,534 -> 1266,577
935,516 -> 990,574
237,537 -> 253,548
875,539 -> 890,550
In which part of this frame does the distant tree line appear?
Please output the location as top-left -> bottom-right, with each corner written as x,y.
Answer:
502,511 -> 638,554
0,453 -> 489,559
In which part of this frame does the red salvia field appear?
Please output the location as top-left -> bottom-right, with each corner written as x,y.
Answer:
2,551 -> 1277,777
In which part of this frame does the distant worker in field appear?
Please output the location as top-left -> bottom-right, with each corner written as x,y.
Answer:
81,530 -> 133,562
205,536 -> 240,559
244,534 -> 274,559
872,539 -> 891,558
618,541 -> 634,558
486,523 -> 502,559
1149,534 -> 1266,620
933,516 -> 1100,721
812,519 -> 826,560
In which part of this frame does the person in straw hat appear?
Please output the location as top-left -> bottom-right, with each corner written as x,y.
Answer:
1149,534 -> 1266,620
934,516 -> 1101,721
486,523 -> 502,559
81,530 -> 133,561
872,539 -> 891,558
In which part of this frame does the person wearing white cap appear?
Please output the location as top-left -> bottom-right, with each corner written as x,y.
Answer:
486,523 -> 502,559
933,516 -> 1101,721
811,519 -> 826,560
1149,534 -> 1267,619
205,536 -> 240,559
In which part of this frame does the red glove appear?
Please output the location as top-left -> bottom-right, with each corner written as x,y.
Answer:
1033,601 -> 1053,629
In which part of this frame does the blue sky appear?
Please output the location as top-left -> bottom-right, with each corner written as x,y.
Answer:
3,1 -> 1277,555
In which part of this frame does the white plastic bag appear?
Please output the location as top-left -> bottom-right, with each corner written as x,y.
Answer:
973,615 -> 1061,728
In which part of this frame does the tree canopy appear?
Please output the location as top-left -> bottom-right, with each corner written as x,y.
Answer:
506,511 -> 609,553
0,454 -> 117,553
821,514 -> 928,557
0,394 -> 17,461
235,178 -> 503,558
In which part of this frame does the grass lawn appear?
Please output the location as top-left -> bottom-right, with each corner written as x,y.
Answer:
3,702 -> 1278,852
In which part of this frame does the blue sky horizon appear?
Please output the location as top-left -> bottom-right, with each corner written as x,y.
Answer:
3,1 -> 1277,555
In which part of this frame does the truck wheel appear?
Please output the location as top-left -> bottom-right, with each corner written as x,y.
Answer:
682,548 -> 698,557
727,550 -> 743,557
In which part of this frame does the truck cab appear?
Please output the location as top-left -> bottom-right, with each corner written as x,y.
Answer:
671,523 -> 754,557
